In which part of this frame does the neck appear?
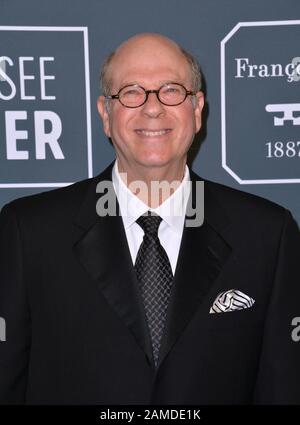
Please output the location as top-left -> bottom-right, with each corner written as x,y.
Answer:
117,159 -> 186,208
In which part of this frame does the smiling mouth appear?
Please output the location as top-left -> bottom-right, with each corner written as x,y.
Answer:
135,129 -> 172,137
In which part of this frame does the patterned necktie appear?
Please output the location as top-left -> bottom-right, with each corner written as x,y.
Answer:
134,212 -> 173,367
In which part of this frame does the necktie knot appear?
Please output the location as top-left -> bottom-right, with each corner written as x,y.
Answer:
136,212 -> 162,236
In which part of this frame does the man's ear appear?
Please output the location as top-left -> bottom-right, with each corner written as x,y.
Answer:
97,95 -> 111,138
193,91 -> 205,133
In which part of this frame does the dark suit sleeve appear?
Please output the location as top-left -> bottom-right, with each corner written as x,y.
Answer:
254,209 -> 300,404
0,203 -> 31,404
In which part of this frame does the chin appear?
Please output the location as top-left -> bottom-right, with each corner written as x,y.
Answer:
136,149 -> 172,164
135,156 -> 174,169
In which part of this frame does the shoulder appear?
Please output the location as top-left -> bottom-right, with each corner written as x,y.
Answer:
193,176 -> 300,258
1,162 -> 114,222
1,177 -> 93,221
205,178 -> 285,215
190,170 -> 291,231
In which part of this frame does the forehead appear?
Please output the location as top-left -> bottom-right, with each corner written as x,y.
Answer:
108,38 -> 192,89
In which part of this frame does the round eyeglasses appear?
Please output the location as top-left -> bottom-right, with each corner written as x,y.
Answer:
105,83 -> 195,108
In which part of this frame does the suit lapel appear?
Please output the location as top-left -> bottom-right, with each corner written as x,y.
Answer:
72,163 -> 154,368
72,163 -> 232,371
157,171 -> 232,368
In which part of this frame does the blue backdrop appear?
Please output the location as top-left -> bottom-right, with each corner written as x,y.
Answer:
0,0 -> 299,227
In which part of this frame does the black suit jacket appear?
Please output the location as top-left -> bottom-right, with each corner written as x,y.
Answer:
0,162 -> 300,404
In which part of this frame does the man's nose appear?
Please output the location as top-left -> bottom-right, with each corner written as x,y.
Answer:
141,92 -> 165,117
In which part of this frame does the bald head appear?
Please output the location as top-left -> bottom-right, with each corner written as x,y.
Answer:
116,33 -> 180,54
100,33 -> 202,95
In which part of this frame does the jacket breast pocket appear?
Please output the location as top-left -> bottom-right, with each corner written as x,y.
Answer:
204,305 -> 264,331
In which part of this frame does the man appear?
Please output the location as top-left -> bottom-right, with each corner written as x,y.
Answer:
0,33 -> 300,404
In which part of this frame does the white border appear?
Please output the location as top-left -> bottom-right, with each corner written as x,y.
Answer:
0,25 -> 93,188
220,20 -> 300,184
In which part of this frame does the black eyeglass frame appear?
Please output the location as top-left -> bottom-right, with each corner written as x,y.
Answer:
105,82 -> 196,108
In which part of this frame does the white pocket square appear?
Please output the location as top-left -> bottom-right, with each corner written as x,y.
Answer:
209,289 -> 255,314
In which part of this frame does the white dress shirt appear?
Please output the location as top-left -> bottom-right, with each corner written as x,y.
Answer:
112,160 -> 191,275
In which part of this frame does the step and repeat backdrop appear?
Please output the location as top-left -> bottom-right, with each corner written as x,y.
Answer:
0,0 -> 299,227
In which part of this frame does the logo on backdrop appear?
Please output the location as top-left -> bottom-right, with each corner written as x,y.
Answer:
265,103 -> 300,127
221,20 -> 300,184
0,26 -> 92,188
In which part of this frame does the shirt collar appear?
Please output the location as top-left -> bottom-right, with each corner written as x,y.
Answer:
112,159 -> 191,235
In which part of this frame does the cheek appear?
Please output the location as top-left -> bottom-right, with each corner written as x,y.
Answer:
176,109 -> 197,137
109,110 -> 134,139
